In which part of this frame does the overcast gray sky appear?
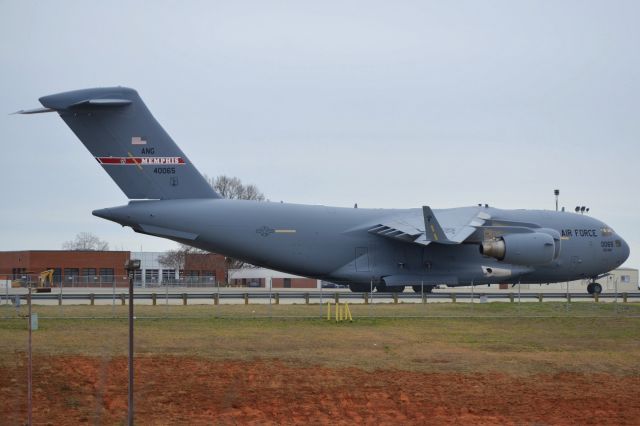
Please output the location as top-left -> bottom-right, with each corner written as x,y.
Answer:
1,1 -> 638,268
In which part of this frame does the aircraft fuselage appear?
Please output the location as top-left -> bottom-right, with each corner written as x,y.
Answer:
94,200 -> 630,287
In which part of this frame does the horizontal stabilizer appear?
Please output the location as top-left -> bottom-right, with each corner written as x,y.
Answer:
70,98 -> 132,108
13,107 -> 55,114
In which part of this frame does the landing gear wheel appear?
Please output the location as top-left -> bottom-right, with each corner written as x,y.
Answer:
375,282 -> 405,293
592,282 -> 602,295
349,283 -> 371,292
412,285 -> 434,293
587,283 -> 594,294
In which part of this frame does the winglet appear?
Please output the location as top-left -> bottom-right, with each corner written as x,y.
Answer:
422,206 -> 455,244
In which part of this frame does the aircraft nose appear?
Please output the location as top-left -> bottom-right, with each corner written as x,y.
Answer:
618,236 -> 630,265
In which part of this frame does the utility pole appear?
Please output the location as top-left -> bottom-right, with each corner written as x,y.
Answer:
125,259 -> 141,426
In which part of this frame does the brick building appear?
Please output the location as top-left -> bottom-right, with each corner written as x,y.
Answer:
0,250 -> 227,286
0,250 -> 129,284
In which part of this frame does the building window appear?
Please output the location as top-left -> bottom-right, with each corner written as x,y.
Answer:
64,268 -> 80,284
145,269 -> 159,284
184,270 -> 200,284
162,269 -> 176,283
12,268 -> 26,280
99,268 -> 114,283
133,270 -> 143,283
621,275 -> 630,283
284,278 -> 292,288
82,268 -> 97,284
202,271 -> 215,283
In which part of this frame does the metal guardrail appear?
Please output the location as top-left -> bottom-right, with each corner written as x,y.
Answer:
2,291 -> 639,302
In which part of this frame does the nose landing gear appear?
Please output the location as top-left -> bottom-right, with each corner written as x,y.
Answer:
587,282 -> 602,295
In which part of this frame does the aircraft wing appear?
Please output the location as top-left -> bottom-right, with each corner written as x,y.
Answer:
368,206 -> 490,246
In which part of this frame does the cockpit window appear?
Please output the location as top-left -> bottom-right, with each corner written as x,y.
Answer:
601,227 -> 614,237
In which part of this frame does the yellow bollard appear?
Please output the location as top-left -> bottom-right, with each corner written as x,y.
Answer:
345,303 -> 353,322
327,301 -> 331,321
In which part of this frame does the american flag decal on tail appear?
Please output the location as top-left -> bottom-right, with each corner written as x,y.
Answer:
131,136 -> 147,145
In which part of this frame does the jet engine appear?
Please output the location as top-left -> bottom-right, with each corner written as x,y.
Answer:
480,232 -> 556,265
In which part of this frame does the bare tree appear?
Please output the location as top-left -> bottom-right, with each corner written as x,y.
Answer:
204,174 -> 265,201
157,248 -> 187,271
62,232 -> 109,251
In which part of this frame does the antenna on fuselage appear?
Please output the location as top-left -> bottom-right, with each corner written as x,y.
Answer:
554,189 -> 560,211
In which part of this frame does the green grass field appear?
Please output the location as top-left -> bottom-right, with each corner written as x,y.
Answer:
1,302 -> 639,375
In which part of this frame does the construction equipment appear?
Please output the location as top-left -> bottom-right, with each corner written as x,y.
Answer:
36,269 -> 54,293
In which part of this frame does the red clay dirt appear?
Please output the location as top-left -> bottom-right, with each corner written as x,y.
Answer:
1,355 -> 639,425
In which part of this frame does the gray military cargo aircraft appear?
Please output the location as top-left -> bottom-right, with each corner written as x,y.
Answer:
19,87 -> 630,294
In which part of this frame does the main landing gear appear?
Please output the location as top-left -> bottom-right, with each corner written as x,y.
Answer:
411,285 -> 435,293
587,282 -> 602,295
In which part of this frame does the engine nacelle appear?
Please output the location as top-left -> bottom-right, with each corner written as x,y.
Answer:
480,232 -> 556,265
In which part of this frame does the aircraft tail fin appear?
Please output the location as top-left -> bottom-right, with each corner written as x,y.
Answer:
36,87 -> 220,200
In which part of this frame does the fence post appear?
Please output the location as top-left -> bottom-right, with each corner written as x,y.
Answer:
623,292 -> 628,303
509,293 -> 514,303
182,293 -> 188,306
213,293 -> 219,305
538,293 -> 543,303
393,293 -> 398,304
58,293 -> 62,306
152,293 -> 157,306
363,293 -> 369,304
90,293 -> 95,306
567,293 -> 571,303
451,293 -> 456,303
334,293 -> 339,304
594,293 -> 599,303
304,293 -> 309,304
275,293 -> 280,305
244,293 -> 249,305
120,293 -> 126,305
